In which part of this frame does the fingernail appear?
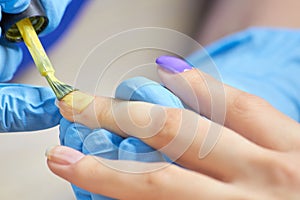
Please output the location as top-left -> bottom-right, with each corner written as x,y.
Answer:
46,146 -> 84,165
156,55 -> 193,73
61,91 -> 95,113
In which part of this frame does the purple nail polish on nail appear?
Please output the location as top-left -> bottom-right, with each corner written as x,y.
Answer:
156,55 -> 193,73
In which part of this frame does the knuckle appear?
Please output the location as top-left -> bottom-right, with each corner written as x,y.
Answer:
71,156 -> 100,178
251,152 -> 300,187
270,154 -> 300,184
143,165 -> 176,197
239,152 -> 300,199
153,108 -> 182,146
144,171 -> 160,187
189,70 -> 204,85
230,92 -> 270,116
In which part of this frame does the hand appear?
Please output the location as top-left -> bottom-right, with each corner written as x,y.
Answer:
0,0 -> 71,80
48,56 -> 300,199
0,0 -> 71,131
59,77 -> 184,199
0,84 -> 61,131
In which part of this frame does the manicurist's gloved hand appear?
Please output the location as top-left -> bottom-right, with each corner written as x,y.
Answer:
187,28 -> 300,121
0,84 -> 60,131
59,77 -> 184,200
0,0 -> 71,132
0,0 -> 30,81
0,0 -> 72,81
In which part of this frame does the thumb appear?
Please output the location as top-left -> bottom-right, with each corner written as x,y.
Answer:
46,145 -> 168,199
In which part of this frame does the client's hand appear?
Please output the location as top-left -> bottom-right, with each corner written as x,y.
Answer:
49,56 -> 300,199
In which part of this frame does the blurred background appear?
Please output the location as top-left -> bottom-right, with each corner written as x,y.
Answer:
0,0 -> 205,199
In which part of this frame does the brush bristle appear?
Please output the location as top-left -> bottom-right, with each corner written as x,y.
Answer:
45,75 -> 76,100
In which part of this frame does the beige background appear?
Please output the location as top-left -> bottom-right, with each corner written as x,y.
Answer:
0,0 -> 203,199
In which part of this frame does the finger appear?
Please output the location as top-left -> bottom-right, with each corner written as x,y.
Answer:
115,76 -> 184,108
59,118 -> 92,150
82,129 -> 123,160
156,55 -> 300,151
47,146 -> 245,200
119,137 -> 165,162
0,84 -> 61,132
59,118 -> 73,145
0,41 -> 23,82
58,93 -> 263,181
0,0 -> 30,13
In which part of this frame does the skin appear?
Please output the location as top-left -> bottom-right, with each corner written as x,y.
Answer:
47,67 -> 300,199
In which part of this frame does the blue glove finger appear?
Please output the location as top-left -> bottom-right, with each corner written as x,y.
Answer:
0,40 -> 23,82
0,84 -> 60,132
115,76 -> 184,108
82,129 -> 123,159
59,118 -> 73,144
59,119 -> 92,151
119,137 -> 165,162
39,0 -> 72,35
71,185 -> 92,200
0,0 -> 30,13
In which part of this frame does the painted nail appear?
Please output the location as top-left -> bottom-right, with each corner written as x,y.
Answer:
61,91 -> 95,113
46,146 -> 84,165
156,55 -> 193,73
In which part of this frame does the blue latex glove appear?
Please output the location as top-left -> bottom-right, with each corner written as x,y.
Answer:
187,27 -> 300,121
0,84 -> 60,131
0,0 -> 71,131
60,118 -> 122,200
60,77 -> 184,200
0,0 -> 29,81
0,0 -> 29,14
39,0 -> 72,36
